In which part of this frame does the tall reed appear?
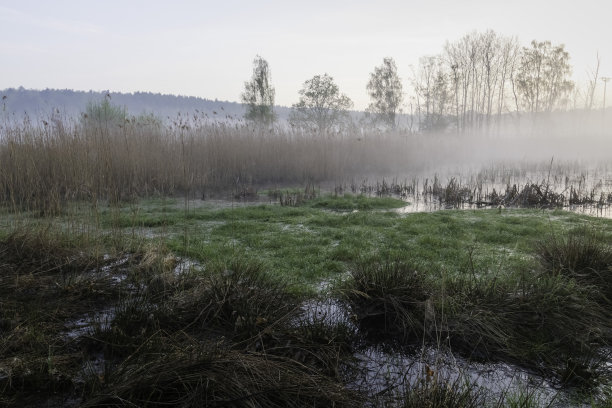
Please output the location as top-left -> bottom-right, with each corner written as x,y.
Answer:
0,116 -> 419,214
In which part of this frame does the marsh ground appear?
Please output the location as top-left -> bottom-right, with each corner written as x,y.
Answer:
1,193 -> 611,407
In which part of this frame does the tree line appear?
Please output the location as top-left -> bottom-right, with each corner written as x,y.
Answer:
242,30 -> 604,133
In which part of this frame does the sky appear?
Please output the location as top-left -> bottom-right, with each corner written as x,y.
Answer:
1,0 -> 611,110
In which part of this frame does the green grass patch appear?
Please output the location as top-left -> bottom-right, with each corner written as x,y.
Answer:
308,194 -> 407,211
3,202 -> 611,293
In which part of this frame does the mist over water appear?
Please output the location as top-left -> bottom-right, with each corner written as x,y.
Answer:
390,111 -> 612,173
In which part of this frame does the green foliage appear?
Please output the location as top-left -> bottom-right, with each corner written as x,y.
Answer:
81,95 -> 127,129
367,57 -> 403,128
241,55 -> 276,125
516,40 -> 574,113
290,74 -> 353,133
308,194 -> 406,211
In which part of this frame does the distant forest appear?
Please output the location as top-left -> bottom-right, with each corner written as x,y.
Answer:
0,87 -> 293,123
0,87 -> 415,129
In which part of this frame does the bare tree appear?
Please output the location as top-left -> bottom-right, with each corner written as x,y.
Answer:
413,55 -> 452,132
409,31 -> 576,133
442,31 -> 520,132
497,36 -> 521,118
241,55 -> 276,125
366,57 -> 403,128
289,74 -> 353,134
585,53 -> 600,110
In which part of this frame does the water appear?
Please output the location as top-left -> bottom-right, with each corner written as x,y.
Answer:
300,293 -> 605,407
210,163 -> 612,219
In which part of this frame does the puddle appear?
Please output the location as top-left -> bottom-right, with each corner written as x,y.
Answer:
100,254 -> 130,274
173,257 -> 204,275
299,286 -> 605,407
63,307 -> 116,339
350,345 -> 562,404
300,298 -> 355,328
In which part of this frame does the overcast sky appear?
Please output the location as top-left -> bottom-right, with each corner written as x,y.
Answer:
1,0 -> 610,110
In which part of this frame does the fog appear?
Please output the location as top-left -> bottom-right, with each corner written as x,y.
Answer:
404,110 -> 612,171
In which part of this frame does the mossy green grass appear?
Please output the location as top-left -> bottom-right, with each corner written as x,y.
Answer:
7,195 -> 607,294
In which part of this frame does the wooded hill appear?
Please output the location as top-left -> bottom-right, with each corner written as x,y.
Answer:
0,87 -> 292,122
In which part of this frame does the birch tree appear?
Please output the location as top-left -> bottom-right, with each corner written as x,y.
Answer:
366,57 -> 403,128
241,55 -> 276,125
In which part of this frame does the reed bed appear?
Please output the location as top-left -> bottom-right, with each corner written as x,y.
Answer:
0,118 -> 421,214
3,114 -> 611,216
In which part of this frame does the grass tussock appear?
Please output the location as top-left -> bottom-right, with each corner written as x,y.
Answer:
1,228 -> 362,406
535,230 -> 612,301
166,260 -> 298,339
340,253 -> 612,387
0,228 -> 131,406
81,257 -> 361,407
87,258 -> 300,359
0,227 -> 99,275
81,339 -> 360,408
443,273 -> 611,386
339,260 -> 431,343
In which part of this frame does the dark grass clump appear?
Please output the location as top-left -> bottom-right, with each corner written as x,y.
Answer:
0,238 -> 362,407
339,260 -> 431,343
87,258 -> 300,361
535,231 -> 612,302
93,258 -> 358,379
80,259 -> 363,407
0,228 -> 129,406
90,257 -> 358,378
0,228 -> 100,277
269,307 -> 358,380
81,338 -> 360,408
439,275 -> 514,362
430,177 -> 474,209
170,259 -> 300,339
510,183 -> 565,208
339,256 -> 612,388
398,376 -> 485,408
442,273 -> 612,387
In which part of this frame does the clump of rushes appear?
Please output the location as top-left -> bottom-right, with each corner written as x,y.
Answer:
90,258 -> 300,358
535,230 -> 612,303
81,338 -> 360,408
91,257 -> 358,379
272,307 -> 357,379
339,260 -> 430,343
340,256 -> 612,387
170,259 -> 299,339
83,259 -> 362,407
442,273 -> 612,387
